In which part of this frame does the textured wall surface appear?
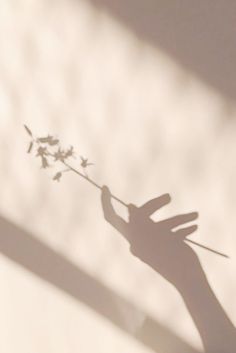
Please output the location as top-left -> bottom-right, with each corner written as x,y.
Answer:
0,1 -> 236,352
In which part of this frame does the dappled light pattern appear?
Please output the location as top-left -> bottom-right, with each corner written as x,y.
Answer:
0,0 -> 236,352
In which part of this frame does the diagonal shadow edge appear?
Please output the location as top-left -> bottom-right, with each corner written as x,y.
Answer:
87,0 -> 236,102
0,215 -> 200,353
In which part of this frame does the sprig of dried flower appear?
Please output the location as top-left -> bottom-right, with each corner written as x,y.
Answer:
24,124 -> 127,206
24,125 -> 229,258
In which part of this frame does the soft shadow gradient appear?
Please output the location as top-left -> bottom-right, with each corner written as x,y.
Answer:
90,0 -> 236,101
0,215 -> 200,353
101,186 -> 236,353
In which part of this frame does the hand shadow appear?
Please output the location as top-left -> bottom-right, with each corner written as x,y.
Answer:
101,186 -> 236,353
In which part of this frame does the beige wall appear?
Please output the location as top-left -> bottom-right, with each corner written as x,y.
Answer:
0,1 -> 235,352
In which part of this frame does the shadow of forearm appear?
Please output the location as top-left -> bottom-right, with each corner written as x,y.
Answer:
0,215 -> 200,353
